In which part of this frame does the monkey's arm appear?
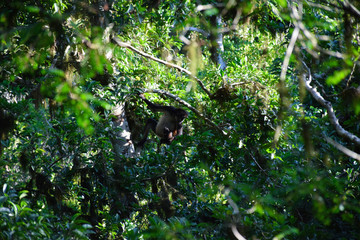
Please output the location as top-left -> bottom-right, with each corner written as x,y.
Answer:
139,94 -> 176,113
137,118 -> 157,147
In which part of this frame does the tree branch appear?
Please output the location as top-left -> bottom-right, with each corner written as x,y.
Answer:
341,0 -> 360,18
181,26 -> 210,38
112,36 -> 212,97
325,135 -> 360,161
301,61 -> 360,146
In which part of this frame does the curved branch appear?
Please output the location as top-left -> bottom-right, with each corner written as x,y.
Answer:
112,36 -> 212,97
181,26 -> 210,38
325,135 -> 360,161
145,89 -> 227,136
302,61 -> 360,146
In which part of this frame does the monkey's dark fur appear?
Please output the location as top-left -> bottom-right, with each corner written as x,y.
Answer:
137,94 -> 188,147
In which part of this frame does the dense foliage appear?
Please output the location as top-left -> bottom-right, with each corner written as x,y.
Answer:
1,0 -> 360,239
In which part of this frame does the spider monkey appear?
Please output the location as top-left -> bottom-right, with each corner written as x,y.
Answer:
137,94 -> 188,147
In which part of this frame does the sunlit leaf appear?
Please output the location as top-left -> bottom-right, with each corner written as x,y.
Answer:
276,0 -> 288,8
204,8 -> 219,16
326,69 -> 351,85
19,191 -> 28,200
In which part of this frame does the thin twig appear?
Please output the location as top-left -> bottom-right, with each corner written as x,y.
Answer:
274,4 -> 301,145
280,3 -> 301,82
112,36 -> 212,97
346,56 -> 360,87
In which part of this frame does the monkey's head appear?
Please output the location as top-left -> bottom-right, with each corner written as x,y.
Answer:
176,109 -> 188,123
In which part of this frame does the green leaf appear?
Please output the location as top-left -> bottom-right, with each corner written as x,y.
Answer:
326,69 -> 351,85
204,8 -> 219,16
354,102 -> 360,115
276,0 -> 288,8
19,191 -> 28,200
273,227 -> 299,240
48,68 -> 65,78
9,201 -> 17,216
26,6 -> 40,13
0,207 -> 10,213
